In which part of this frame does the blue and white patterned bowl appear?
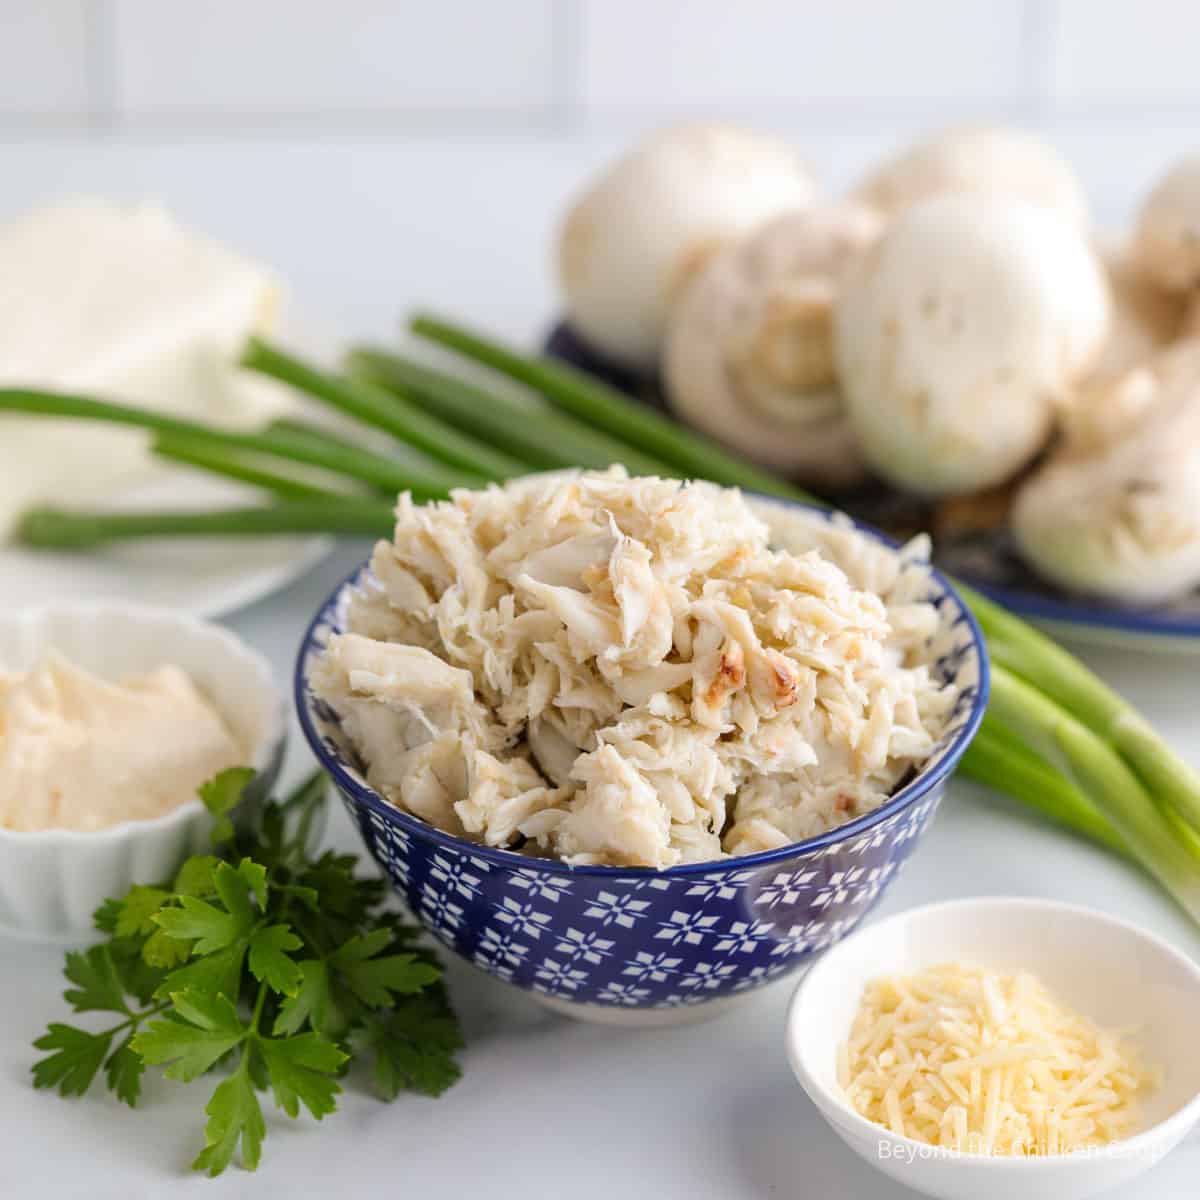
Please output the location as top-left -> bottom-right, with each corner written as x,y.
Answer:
296,501 -> 989,1024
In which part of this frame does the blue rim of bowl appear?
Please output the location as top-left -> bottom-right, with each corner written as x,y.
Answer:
295,498 -> 990,879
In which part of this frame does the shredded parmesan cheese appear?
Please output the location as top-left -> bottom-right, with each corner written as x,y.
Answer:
841,963 -> 1159,1155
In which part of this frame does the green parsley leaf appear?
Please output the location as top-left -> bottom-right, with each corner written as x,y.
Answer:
115,886 -> 172,939
133,992 -> 246,1083
275,882 -> 321,912
156,942 -> 247,1005
110,940 -> 167,1007
211,861 -> 256,929
63,946 -> 130,1016
247,925 -> 304,996
104,1033 -> 145,1108
330,933 -> 440,1009
171,988 -> 247,1034
174,854 -> 220,898
367,990 -> 463,1099
273,960 -> 343,1038
199,767 -> 255,846
260,1034 -> 346,1120
192,1062 -> 264,1177
142,926 -> 193,970
92,896 -> 124,935
232,858 -> 269,910
152,891 -> 252,956
246,1039 -> 269,1092
32,1025 -> 113,1097
32,766 -> 464,1177
298,853 -> 385,928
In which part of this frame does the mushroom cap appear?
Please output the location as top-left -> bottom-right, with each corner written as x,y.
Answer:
1013,341 -> 1200,602
833,194 -> 1111,497
853,125 -> 1089,228
557,123 -> 817,371
1133,156 -> 1200,292
663,205 -> 879,486
1078,238 -> 1184,389
1059,363 -> 1161,454
1187,294 -> 1200,338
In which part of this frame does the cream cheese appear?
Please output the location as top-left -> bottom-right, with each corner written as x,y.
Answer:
0,652 -> 246,832
0,200 -> 292,538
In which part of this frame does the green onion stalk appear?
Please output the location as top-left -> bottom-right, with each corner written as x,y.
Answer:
345,347 -> 675,477
241,337 -> 527,481
7,319 -> 1200,925
0,389 -> 476,497
406,313 -> 812,503
151,434 -> 348,501
17,498 -> 395,548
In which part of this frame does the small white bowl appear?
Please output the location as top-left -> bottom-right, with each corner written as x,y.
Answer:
786,897 -> 1200,1200
0,605 -> 286,940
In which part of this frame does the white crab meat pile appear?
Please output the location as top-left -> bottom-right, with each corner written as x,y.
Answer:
314,470 -> 956,868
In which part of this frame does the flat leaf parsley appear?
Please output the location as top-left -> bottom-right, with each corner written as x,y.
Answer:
32,769 -> 463,1177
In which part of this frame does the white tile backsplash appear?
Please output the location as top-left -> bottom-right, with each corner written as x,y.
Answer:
1050,0 -> 1200,104
110,0 -> 558,120
0,0 -> 1199,182
0,0 -> 91,117
575,0 -> 1029,110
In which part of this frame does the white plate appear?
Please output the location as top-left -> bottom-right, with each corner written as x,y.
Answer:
0,471 -> 331,618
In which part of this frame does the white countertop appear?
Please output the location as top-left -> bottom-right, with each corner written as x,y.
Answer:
2,136 -> 1200,1199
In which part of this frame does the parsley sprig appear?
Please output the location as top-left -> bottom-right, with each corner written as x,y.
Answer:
32,768 -> 463,1177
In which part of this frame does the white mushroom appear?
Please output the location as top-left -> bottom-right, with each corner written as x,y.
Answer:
1012,341 -> 1200,602
1133,156 -> 1200,292
833,194 -> 1110,497
1058,362 -> 1162,454
853,125 -> 1089,228
1185,293 -> 1200,339
1080,239 -> 1183,387
557,123 -> 817,370
662,205 -> 880,486
1058,242 -> 1185,444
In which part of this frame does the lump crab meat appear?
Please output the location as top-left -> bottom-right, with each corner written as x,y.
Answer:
315,471 -> 955,868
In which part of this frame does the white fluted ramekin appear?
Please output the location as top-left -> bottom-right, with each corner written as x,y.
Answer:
0,606 -> 286,940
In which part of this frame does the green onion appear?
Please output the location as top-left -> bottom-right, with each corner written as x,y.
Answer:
0,389 -> 476,495
152,434 -> 346,501
408,313 -> 813,501
265,416 -> 376,453
17,499 -> 396,548
347,346 -> 675,476
964,584 -> 1200,838
242,337 -> 526,481
960,722 -> 1127,856
263,416 -> 438,482
986,666 -> 1200,922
